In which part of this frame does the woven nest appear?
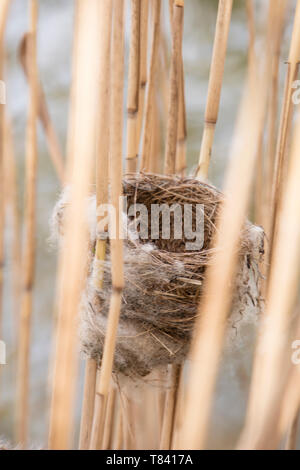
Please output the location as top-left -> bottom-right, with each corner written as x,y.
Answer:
52,174 -> 265,380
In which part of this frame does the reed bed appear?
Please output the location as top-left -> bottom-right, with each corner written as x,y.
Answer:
1,0 -> 300,451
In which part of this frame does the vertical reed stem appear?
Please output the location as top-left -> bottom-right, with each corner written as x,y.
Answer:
48,0 -> 102,449
136,0 -> 149,154
126,0 -> 141,173
269,0 -> 300,263
90,0 -> 125,449
19,34 -> 65,183
141,0 -> 161,172
196,0 -> 233,180
16,0 -> 38,448
160,364 -> 181,449
79,0 -> 113,450
0,0 -> 10,338
164,0 -> 184,175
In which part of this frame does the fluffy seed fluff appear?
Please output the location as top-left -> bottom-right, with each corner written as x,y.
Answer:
51,174 -> 265,380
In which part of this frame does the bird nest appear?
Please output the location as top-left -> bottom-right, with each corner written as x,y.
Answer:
51,174 -> 264,380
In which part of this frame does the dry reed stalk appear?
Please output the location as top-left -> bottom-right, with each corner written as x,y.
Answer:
136,0 -> 149,153
269,0 -> 300,263
79,0 -> 112,450
0,0 -> 10,339
101,387 -> 116,449
90,0 -> 125,450
15,0 -> 38,448
285,408 -> 300,450
196,0 -> 233,180
3,117 -> 22,332
19,34 -> 65,183
79,358 -> 97,449
113,402 -> 124,450
170,0 -> 187,177
265,1 -> 288,206
171,367 -> 184,449
178,47 -> 268,449
164,0 -> 184,175
126,0 -> 141,173
246,0 -> 256,69
140,0 -> 161,171
160,364 -> 181,450
238,99 -> 300,451
48,0 -> 103,450
65,0 -> 80,181
176,65 -> 187,176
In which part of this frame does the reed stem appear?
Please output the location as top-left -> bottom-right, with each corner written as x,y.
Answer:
196,0 -> 233,180
140,0 -> 161,172
126,0 -> 141,173
48,0 -> 102,449
90,0 -> 125,449
164,0 -> 184,175
16,0 -> 38,448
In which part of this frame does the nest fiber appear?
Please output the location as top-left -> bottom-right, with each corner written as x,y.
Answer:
52,174 -> 264,379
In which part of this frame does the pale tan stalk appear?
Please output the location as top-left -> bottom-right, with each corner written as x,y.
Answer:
285,409 -> 300,450
114,403 -> 123,450
126,0 -> 141,173
0,0 -> 10,339
3,117 -> 22,333
101,387 -> 116,449
269,0 -> 300,262
140,0 -> 161,171
19,34 -> 64,183
164,0 -> 184,175
79,358 -> 97,449
265,1 -> 288,207
172,0 -> 187,176
196,0 -> 233,179
176,64 -> 187,176
178,44 -> 269,448
90,0 -> 125,450
238,109 -> 300,449
160,364 -> 181,449
48,0 -> 103,450
245,0 -> 257,73
136,0 -> 149,153
16,0 -> 38,448
79,0 -> 113,451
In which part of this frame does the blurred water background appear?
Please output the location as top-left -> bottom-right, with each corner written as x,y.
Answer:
0,0 -> 295,449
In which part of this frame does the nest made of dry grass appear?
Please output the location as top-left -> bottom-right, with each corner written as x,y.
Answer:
52,173 -> 264,380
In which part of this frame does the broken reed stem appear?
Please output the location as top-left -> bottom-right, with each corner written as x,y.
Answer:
126,0 -> 141,173
16,0 -> 38,448
164,0 -> 183,175
196,0 -> 233,180
136,0 -> 149,155
269,0 -> 300,264
0,0 -> 10,340
238,109 -> 300,450
160,364 -> 181,450
19,34 -> 64,183
178,54 -> 267,449
79,0 -> 113,451
90,0 -> 125,449
140,0 -> 161,172
48,0 -> 102,450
